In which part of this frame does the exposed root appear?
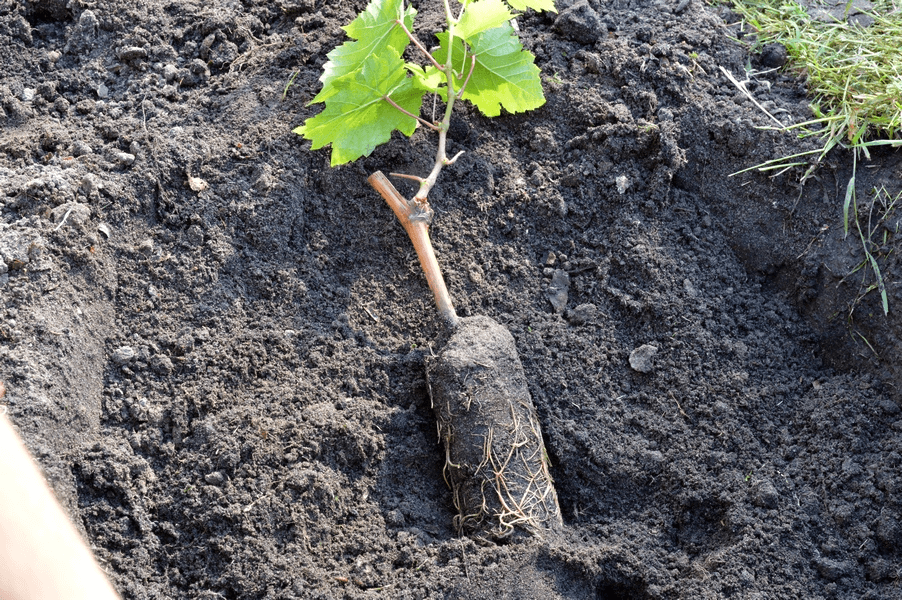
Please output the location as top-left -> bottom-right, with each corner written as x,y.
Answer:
438,382 -> 561,540
430,315 -> 562,541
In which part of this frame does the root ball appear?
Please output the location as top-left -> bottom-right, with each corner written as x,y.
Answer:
428,316 -> 562,540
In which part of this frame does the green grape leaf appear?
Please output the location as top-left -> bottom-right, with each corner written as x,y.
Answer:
312,0 -> 416,103
504,0 -> 557,12
295,51 -> 426,166
407,63 -> 446,95
435,24 -> 545,117
457,0 -> 516,40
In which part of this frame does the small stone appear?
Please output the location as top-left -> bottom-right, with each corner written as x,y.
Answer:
72,140 -> 93,157
111,346 -> 136,365
187,176 -> 208,192
546,269 -> 570,313
629,344 -> 658,373
849,12 -> 875,26
96,83 -> 109,99
567,303 -> 597,326
683,278 -> 698,297
674,0 -> 691,14
118,46 -> 148,61
163,64 -> 179,82
751,479 -> 779,509
878,398 -> 901,415
137,239 -> 154,255
200,33 -> 216,59
205,471 -> 225,486
616,174 -> 629,195
113,152 -> 136,166
97,223 -> 112,239
813,557 -> 852,582
78,10 -> 99,35
185,224 -> 204,246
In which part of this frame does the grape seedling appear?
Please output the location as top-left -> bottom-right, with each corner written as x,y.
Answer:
296,0 -> 562,540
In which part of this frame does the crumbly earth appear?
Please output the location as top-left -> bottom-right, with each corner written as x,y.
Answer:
1,0 -> 901,598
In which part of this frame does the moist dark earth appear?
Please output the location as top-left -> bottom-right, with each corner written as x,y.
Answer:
2,0 -> 902,598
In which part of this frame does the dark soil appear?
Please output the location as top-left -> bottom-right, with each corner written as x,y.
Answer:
2,0 -> 901,598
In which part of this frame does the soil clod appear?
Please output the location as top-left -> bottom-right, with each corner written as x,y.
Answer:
629,344 -> 658,373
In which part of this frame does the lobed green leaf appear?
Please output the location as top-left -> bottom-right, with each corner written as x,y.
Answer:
312,0 -> 416,104
435,24 -> 545,117
503,0 -> 557,13
295,51 -> 426,166
457,0 -> 516,40
407,63 -> 446,95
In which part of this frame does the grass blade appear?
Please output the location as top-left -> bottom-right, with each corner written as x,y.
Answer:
843,173 -> 855,237
866,253 -> 890,315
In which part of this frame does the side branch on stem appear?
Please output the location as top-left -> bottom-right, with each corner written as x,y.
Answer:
457,54 -> 477,99
396,18 -> 445,72
383,95 -> 441,131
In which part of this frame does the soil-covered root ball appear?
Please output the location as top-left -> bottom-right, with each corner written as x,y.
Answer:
428,316 -> 563,540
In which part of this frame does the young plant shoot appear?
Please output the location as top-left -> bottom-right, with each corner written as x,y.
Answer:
296,0 -> 552,325
296,0 -> 563,539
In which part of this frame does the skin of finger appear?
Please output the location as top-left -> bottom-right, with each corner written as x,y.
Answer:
0,413 -> 121,600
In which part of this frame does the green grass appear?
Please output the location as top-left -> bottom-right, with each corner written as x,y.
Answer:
728,0 -> 902,314
730,0 -> 902,162
843,185 -> 901,317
